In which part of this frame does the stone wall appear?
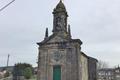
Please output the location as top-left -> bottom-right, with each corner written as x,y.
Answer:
80,53 -> 88,80
37,42 -> 82,80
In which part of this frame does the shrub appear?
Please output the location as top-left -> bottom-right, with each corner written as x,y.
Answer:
13,63 -> 33,80
23,67 -> 32,79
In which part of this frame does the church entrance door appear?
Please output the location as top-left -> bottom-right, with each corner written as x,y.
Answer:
53,65 -> 61,80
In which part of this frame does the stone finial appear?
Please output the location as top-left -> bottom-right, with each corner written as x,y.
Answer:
45,28 -> 48,39
55,0 -> 66,11
68,24 -> 71,38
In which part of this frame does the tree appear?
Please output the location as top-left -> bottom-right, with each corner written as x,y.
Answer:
13,63 -> 33,79
23,67 -> 32,79
97,60 -> 109,69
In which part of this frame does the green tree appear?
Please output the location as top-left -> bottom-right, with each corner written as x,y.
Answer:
13,63 -> 33,79
23,67 -> 32,79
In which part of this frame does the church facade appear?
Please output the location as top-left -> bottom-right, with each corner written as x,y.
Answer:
37,1 -> 98,80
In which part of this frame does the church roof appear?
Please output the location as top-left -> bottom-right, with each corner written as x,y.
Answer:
37,34 -> 82,46
81,52 -> 98,62
81,52 -> 89,58
37,34 -> 56,46
88,56 -> 98,62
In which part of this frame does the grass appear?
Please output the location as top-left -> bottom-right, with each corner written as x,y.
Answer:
29,79 -> 36,80
26,75 -> 36,80
0,75 -> 37,80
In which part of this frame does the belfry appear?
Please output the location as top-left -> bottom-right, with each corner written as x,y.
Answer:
37,1 -> 98,80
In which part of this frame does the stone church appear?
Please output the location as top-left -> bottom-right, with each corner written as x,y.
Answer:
37,1 -> 98,80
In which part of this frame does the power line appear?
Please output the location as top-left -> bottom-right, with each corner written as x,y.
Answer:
0,0 -> 15,12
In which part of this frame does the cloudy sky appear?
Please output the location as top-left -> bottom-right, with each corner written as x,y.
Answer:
0,0 -> 120,67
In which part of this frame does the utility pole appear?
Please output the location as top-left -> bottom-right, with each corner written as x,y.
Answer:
7,54 -> 10,67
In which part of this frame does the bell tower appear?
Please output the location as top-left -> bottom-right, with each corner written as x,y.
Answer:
37,1 -> 97,80
52,0 -> 68,33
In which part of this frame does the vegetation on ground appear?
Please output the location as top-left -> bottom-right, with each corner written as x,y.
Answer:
13,63 -> 33,79
23,67 -> 32,79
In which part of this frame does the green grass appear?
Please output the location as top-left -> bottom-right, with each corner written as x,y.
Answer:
30,77 -> 36,80
28,75 -> 36,80
29,79 -> 36,80
0,75 -> 37,80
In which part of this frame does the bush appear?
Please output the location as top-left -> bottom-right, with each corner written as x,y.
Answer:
13,63 -> 33,80
23,67 -> 32,79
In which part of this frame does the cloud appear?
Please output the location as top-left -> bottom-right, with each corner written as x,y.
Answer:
0,0 -> 120,67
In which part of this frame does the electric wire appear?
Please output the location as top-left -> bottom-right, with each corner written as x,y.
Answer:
0,0 -> 15,12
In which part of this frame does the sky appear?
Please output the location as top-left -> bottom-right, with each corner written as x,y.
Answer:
0,0 -> 120,67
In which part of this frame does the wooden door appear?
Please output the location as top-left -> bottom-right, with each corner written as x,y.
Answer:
53,65 -> 61,80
